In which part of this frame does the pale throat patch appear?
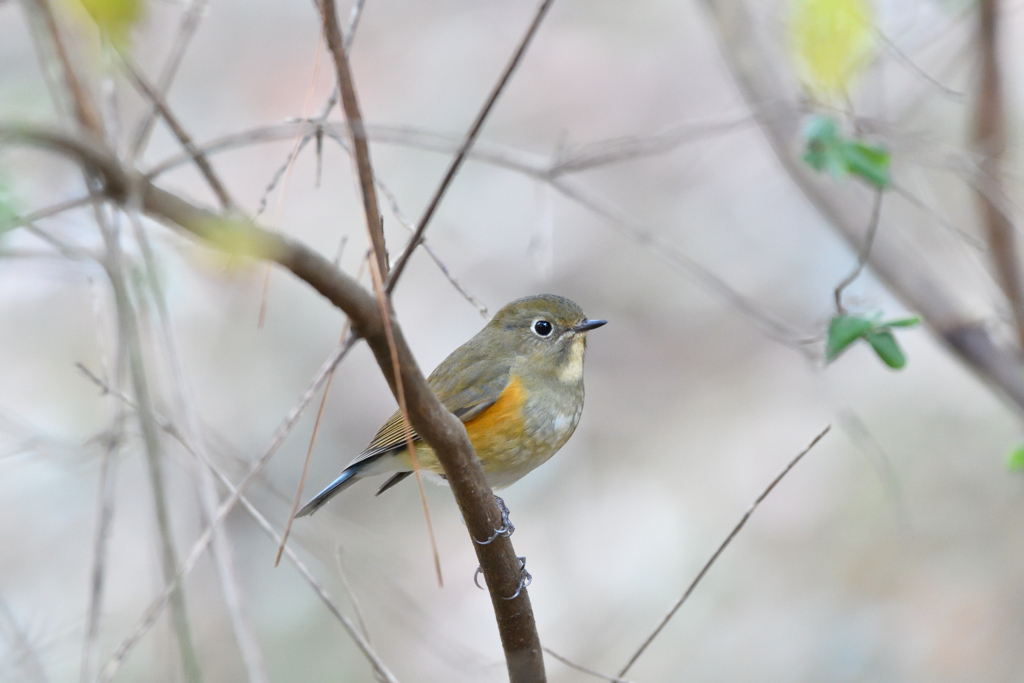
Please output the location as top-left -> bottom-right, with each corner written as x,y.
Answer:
558,335 -> 586,382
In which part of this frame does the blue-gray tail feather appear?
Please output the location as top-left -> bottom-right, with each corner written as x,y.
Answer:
296,466 -> 360,517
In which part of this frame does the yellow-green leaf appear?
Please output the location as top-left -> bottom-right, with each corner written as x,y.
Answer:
790,0 -> 875,100
77,0 -> 144,44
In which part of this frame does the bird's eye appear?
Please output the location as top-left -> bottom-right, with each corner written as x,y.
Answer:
533,320 -> 553,337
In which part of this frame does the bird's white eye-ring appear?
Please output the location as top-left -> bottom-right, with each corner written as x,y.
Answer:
532,319 -> 553,337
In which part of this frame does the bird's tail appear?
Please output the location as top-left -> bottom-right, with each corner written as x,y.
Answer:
296,466 -> 360,517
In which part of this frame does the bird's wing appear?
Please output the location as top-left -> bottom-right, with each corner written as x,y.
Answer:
347,346 -> 511,466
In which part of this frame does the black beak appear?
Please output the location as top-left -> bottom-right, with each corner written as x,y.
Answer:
574,319 -> 607,332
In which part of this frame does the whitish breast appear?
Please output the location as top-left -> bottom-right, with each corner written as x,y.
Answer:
558,336 -> 586,383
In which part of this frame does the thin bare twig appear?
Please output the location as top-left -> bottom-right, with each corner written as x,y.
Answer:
201,455 -> 399,683
0,597 -> 49,683
98,209 -> 203,683
22,0 -> 102,133
618,426 -> 831,677
276,319 -> 357,565
128,0 -> 208,160
874,29 -> 964,100
834,189 -> 884,312
385,0 -> 556,291
334,546 -> 372,642
544,648 -> 635,683
129,212 -> 268,683
80,285 -> 124,683
0,195 -> 93,236
201,457 -> 399,683
367,163 -> 488,317
75,365 -> 399,683
252,0 -> 365,215
94,340 -> 354,682
118,55 -> 235,210
256,27 -> 327,327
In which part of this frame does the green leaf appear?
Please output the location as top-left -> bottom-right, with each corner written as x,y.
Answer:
841,141 -> 891,189
880,316 -> 921,329
826,314 -> 874,361
1007,446 -> 1024,472
801,115 -> 892,189
866,330 -> 906,369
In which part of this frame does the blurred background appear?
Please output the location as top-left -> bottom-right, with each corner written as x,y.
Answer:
3,0 -> 1024,680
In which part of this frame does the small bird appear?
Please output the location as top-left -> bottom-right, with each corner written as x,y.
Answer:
297,294 -> 605,517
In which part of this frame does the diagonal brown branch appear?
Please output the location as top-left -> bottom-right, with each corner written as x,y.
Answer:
0,125 -> 544,681
318,0 -> 444,587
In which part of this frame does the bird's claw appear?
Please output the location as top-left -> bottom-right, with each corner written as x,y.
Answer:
474,555 -> 532,601
474,496 -> 515,545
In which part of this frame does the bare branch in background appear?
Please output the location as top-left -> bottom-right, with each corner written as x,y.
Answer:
618,425 -> 831,677
386,0 -> 557,292
0,596 -> 50,683
80,285 -> 124,683
973,0 -> 1024,350
119,56 -> 236,210
0,195 -> 93,236
129,212 -> 269,683
833,189 -> 883,312
87,332 -> 355,682
146,121 -> 795,340
74,364 -> 399,683
98,207 -> 203,683
699,0 -> 1024,414
20,0 -> 102,133
127,0 -> 209,160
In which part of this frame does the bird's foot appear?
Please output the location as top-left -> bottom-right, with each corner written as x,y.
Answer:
474,555 -> 532,600
474,496 -> 515,545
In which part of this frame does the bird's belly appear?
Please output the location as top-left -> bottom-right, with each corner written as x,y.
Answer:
395,382 -> 584,489
472,401 -> 583,489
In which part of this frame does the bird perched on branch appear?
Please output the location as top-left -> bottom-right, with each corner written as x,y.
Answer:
297,294 -> 605,517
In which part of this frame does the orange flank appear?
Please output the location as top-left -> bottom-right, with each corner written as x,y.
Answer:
464,375 -> 528,462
